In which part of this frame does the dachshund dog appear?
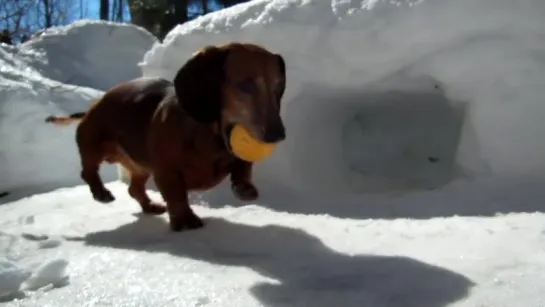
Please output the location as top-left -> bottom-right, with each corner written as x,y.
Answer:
45,42 -> 287,231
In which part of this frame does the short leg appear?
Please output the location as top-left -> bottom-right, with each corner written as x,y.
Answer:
80,156 -> 115,203
152,166 -> 203,231
127,172 -> 166,214
76,122 -> 115,203
230,159 -> 258,201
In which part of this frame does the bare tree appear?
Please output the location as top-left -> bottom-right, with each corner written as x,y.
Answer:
115,0 -> 124,22
110,0 -> 125,22
34,0 -> 79,29
0,0 -> 37,39
0,0 -> 82,43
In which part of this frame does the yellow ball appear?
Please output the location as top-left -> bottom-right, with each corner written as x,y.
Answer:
229,124 -> 278,162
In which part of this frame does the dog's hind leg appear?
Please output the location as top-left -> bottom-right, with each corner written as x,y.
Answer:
76,123 -> 115,203
127,172 -> 167,214
79,153 -> 115,203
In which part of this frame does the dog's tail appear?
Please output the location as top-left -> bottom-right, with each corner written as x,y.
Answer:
45,111 -> 86,126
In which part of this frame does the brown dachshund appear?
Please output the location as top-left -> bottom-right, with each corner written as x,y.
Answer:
45,42 -> 287,231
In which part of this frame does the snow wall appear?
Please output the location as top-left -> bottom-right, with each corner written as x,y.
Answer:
0,20 -> 157,198
140,0 -> 545,197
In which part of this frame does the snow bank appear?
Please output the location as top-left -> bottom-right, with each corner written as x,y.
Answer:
0,44 -> 106,197
20,20 -> 158,91
141,0 -> 545,196
0,20 -> 157,201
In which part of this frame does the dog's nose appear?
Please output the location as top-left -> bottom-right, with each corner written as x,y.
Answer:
263,122 -> 286,143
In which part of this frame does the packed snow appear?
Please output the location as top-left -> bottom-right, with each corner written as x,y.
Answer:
2,182 -> 545,306
1,0 -> 545,306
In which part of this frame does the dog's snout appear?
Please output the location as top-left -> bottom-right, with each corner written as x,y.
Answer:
263,122 -> 286,143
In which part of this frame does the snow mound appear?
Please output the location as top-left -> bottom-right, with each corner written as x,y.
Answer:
0,20 -> 159,202
20,20 -> 158,91
142,0 -> 545,196
0,45 -> 109,201
22,258 -> 69,291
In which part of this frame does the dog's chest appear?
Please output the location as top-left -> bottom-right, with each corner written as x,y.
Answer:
182,149 -> 236,190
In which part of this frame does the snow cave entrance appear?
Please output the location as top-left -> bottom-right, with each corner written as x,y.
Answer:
285,76 -> 468,195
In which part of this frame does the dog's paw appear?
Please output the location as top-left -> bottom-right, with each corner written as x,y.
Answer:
169,212 -> 204,232
141,202 -> 167,215
93,189 -> 115,203
232,182 -> 259,201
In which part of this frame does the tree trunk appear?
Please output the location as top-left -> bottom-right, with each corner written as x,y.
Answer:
128,0 -> 165,36
100,0 -> 109,20
116,0 -> 124,21
201,0 -> 208,14
111,0 -> 117,20
173,0 -> 188,24
42,0 -> 52,27
158,0 -> 187,39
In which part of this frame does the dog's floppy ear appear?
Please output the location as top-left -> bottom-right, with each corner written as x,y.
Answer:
276,54 -> 286,106
173,46 -> 230,123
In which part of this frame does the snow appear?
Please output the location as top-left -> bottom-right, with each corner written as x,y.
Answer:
1,183 -> 545,306
1,0 -> 545,306
142,0 -> 545,196
0,259 -> 30,301
0,20 -> 157,201
21,258 -> 69,291
20,19 -> 158,91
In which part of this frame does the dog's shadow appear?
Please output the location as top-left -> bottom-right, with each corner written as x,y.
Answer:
190,174 -> 545,220
84,215 -> 474,307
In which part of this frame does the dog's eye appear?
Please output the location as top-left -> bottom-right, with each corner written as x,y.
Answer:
237,79 -> 256,94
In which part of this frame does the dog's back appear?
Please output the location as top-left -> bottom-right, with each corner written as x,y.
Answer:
75,77 -> 174,167
84,77 -> 173,132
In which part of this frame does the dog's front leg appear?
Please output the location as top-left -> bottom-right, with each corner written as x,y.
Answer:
153,164 -> 203,231
230,159 -> 259,201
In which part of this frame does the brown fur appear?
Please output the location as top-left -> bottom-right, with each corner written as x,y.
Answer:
45,42 -> 287,231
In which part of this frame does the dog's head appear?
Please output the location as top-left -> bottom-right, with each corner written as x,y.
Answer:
173,42 -> 287,149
